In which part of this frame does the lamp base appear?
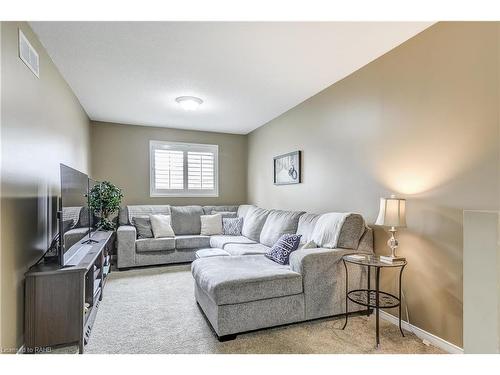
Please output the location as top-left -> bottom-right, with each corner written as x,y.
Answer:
385,227 -> 405,262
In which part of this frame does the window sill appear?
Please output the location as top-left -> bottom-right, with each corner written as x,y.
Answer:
150,193 -> 219,198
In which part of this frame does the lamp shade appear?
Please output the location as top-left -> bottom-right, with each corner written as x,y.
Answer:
375,197 -> 407,228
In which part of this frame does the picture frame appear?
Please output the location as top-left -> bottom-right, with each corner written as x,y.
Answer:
273,151 -> 301,185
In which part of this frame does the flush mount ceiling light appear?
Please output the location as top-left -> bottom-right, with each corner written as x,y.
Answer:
175,96 -> 203,111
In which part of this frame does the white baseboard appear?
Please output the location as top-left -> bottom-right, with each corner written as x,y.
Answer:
379,310 -> 463,354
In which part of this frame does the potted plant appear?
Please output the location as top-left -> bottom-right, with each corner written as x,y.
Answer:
88,181 -> 123,230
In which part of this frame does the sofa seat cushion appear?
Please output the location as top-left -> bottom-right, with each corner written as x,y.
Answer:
209,235 -> 256,249
136,238 -> 175,253
191,255 -> 303,305
175,234 -> 211,249
195,248 -> 231,259
223,243 -> 270,256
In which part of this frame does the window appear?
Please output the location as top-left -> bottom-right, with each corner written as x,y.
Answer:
150,140 -> 219,197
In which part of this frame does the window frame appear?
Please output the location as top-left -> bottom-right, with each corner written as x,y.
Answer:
149,140 -> 219,197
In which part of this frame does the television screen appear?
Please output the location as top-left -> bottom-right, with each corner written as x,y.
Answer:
60,164 -> 89,264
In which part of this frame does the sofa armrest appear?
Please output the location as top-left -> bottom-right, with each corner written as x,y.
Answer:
289,247 -> 366,320
358,227 -> 374,253
289,247 -> 359,275
117,225 -> 137,268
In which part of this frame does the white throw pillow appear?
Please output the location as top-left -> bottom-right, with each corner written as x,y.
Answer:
149,214 -> 175,238
200,214 -> 223,235
311,212 -> 349,248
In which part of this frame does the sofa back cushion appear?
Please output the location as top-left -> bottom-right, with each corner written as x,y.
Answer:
202,205 -> 239,215
237,204 -> 255,219
124,205 -> 171,225
213,211 -> 237,218
170,205 -> 204,235
259,210 -> 305,247
119,207 -> 129,226
76,206 -> 90,228
310,212 -> 366,249
295,213 -> 320,244
337,213 -> 366,249
241,206 -> 270,241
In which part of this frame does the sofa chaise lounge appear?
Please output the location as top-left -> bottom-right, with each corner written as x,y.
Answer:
191,205 -> 373,340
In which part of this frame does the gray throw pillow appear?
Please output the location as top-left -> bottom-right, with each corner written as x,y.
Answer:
132,216 -> 153,239
212,210 -> 237,218
223,217 -> 243,236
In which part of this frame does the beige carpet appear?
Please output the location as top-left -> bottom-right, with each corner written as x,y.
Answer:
82,264 -> 444,354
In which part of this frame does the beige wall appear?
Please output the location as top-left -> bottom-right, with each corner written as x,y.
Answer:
90,121 -> 247,207
0,22 -> 90,351
247,22 -> 500,347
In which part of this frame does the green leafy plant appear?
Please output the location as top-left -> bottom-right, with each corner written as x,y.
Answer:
88,181 -> 123,230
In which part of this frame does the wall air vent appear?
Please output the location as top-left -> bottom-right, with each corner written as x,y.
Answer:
18,29 -> 39,78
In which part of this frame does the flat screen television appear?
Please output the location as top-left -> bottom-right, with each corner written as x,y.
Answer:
59,164 -> 92,266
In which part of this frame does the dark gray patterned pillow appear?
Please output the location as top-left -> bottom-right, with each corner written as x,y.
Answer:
132,216 -> 153,239
265,234 -> 302,265
222,217 -> 243,236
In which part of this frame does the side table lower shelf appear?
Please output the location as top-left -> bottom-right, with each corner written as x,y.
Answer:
342,254 -> 407,349
347,289 -> 400,309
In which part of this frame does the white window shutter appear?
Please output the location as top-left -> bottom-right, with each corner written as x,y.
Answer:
188,151 -> 215,190
154,149 -> 184,190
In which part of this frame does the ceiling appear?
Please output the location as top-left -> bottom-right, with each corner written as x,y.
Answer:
30,22 -> 433,134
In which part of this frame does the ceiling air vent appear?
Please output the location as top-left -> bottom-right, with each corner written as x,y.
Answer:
18,29 -> 39,78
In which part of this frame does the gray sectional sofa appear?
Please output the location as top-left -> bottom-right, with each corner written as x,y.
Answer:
116,203 -> 374,340
116,204 -> 239,269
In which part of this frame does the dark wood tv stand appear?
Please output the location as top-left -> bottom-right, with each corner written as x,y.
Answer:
25,230 -> 114,354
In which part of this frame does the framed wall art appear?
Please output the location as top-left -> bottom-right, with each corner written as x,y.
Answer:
273,151 -> 301,185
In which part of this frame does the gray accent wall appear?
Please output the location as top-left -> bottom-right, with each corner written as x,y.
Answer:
90,121 -> 247,207
246,22 -> 500,347
0,22 -> 91,351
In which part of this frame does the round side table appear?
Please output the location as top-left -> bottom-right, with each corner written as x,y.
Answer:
342,254 -> 407,349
